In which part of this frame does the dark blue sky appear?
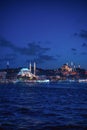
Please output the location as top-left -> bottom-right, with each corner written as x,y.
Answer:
0,0 -> 87,69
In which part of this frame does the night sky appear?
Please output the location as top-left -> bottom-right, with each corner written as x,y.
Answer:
0,0 -> 87,69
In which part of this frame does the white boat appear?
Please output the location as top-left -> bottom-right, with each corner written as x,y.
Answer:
36,79 -> 50,83
78,79 -> 87,83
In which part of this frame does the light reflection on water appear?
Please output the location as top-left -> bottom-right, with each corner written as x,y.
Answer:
0,82 -> 87,130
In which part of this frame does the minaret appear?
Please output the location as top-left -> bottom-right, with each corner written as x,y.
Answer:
66,62 -> 68,66
7,61 -> 9,69
74,65 -> 76,71
78,64 -> 80,68
71,61 -> 73,67
71,61 -> 74,71
30,62 -> 31,72
34,62 -> 36,75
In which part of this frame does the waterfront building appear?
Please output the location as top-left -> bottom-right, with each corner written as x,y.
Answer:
61,64 -> 72,72
0,71 -> 7,81
17,62 -> 37,80
17,68 -> 36,79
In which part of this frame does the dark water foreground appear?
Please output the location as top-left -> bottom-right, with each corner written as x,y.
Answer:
0,82 -> 87,130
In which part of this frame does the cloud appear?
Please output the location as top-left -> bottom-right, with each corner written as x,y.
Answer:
71,48 -> 77,51
74,30 -> 87,39
71,48 -> 77,55
32,54 -> 56,64
0,37 -> 51,56
0,37 -> 56,65
0,37 -> 15,48
79,30 -> 87,39
26,54 -> 56,65
27,43 -> 50,55
13,43 -> 50,56
80,52 -> 87,55
82,43 -> 87,47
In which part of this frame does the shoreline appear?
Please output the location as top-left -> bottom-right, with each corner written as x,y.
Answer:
0,78 -> 87,84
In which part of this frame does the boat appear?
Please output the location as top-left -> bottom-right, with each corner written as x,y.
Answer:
36,79 -> 50,83
78,79 -> 87,83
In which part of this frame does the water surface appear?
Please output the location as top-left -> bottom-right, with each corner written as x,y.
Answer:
0,82 -> 87,130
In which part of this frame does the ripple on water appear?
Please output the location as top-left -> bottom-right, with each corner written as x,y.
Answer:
0,83 -> 87,130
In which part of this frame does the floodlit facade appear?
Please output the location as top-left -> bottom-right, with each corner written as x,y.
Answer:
61,64 -> 72,72
17,68 -> 35,78
0,71 -> 7,80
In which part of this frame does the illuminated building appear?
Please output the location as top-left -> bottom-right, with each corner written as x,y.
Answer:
17,62 -> 37,79
61,64 -> 72,72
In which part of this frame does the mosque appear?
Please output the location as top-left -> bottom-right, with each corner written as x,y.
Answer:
17,62 -> 37,80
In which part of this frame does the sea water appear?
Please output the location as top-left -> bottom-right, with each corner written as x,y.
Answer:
0,82 -> 87,130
